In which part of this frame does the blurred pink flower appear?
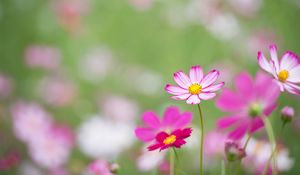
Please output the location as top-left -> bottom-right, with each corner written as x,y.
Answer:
88,159 -> 114,175
203,131 -> 227,157
159,161 -> 170,175
0,74 -> 14,99
0,151 -> 20,171
11,102 -> 53,143
281,106 -> 294,123
100,95 -> 139,122
228,0 -> 262,18
246,30 -> 277,55
37,77 -> 77,107
136,147 -> 166,172
257,44 -> 300,95
129,0 -> 153,11
25,46 -> 61,70
217,72 -> 280,140
52,0 -> 90,34
135,106 -> 192,142
165,65 -> 224,104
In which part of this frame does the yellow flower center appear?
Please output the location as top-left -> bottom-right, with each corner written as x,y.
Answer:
163,135 -> 177,145
278,70 -> 289,82
188,84 -> 202,95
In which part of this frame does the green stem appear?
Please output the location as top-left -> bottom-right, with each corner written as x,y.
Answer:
236,133 -> 252,175
197,104 -> 204,175
170,148 -> 175,175
262,117 -> 276,175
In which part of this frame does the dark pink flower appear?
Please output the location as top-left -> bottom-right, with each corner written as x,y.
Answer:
257,44 -> 300,95
135,106 -> 192,142
216,72 -> 280,140
165,65 -> 224,104
147,128 -> 192,151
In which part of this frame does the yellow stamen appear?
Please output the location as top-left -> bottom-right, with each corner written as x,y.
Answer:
188,84 -> 202,95
163,135 -> 177,145
278,70 -> 289,82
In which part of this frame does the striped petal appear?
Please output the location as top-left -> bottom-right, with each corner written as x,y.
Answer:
257,51 -> 272,73
173,71 -> 191,89
201,70 -> 219,88
280,51 -> 300,70
198,93 -> 216,100
189,65 -> 203,84
165,84 -> 189,95
288,65 -> 300,83
202,82 -> 224,92
186,95 -> 200,104
269,44 -> 280,71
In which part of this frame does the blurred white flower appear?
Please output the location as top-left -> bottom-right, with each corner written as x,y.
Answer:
228,0 -> 262,18
100,95 -> 139,123
136,147 -> 166,172
185,127 -> 200,149
77,116 -> 135,160
78,47 -> 115,83
0,73 -> 14,99
25,45 -> 61,71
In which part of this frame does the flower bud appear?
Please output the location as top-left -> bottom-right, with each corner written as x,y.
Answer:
225,142 -> 246,162
110,163 -> 120,174
281,106 -> 294,123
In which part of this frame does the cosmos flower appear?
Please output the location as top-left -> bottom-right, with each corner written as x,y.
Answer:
135,106 -> 192,142
165,65 -> 224,104
257,44 -> 300,95
216,72 -> 280,140
147,128 -> 192,151
88,159 -> 114,175
281,106 -> 295,123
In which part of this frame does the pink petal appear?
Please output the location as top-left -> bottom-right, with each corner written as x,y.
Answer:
269,44 -> 279,71
288,65 -> 300,83
228,122 -> 248,140
135,128 -> 156,142
186,95 -> 200,104
263,103 -> 277,116
202,82 -> 224,92
235,72 -> 254,100
172,112 -> 193,129
257,51 -> 272,73
217,115 -> 240,129
216,89 -> 245,112
142,111 -> 161,129
284,82 -> 300,95
165,84 -> 189,95
148,143 -> 164,151
173,71 -> 191,89
177,128 -> 192,139
198,93 -> 216,100
156,132 -> 169,142
280,51 -> 300,71
189,65 -> 203,84
200,70 -> 219,88
249,118 -> 264,133
255,72 -> 280,103
173,139 -> 186,148
171,94 -> 191,100
162,106 -> 180,127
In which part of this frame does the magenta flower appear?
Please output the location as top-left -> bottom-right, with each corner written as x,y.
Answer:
165,65 -> 224,104
216,72 -> 280,140
147,128 -> 192,151
257,44 -> 300,95
135,106 -> 192,142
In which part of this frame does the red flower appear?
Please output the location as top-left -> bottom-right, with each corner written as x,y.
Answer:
147,128 -> 192,151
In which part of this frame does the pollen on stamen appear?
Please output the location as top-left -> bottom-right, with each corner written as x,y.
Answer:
163,135 -> 176,145
278,70 -> 289,82
188,84 -> 202,95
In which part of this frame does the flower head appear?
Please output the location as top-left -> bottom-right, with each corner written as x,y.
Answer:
135,106 -> 192,142
281,106 -> 295,123
165,65 -> 224,104
147,128 -> 192,151
88,159 -> 115,175
224,141 -> 246,161
257,44 -> 300,95
216,72 -> 280,140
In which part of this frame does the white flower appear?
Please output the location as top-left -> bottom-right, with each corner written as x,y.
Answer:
136,147 -> 166,172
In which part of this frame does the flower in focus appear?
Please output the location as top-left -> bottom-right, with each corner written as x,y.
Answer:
135,106 -> 192,142
281,106 -> 295,123
77,115 -> 135,160
88,159 -> 115,175
224,141 -> 246,161
147,128 -> 192,151
165,65 -> 224,104
257,44 -> 300,95
25,45 -> 61,71
217,72 -> 280,139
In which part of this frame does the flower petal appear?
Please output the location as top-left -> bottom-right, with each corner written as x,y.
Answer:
255,72 -> 280,104
235,72 -> 254,100
257,51 -> 272,73
288,65 -> 300,83
216,89 -> 245,112
165,84 -> 189,95
171,94 -> 191,100
148,143 -> 164,151
162,106 -> 180,127
142,111 -> 161,129
280,51 -> 300,71
186,95 -> 200,104
173,71 -> 191,89
249,118 -> 264,133
189,65 -> 203,84
156,132 -> 169,143
269,44 -> 279,71
217,115 -> 240,129
198,93 -> 216,100
200,70 -> 219,88
202,82 -> 224,92
172,112 -> 193,129
228,121 -> 248,140
173,139 -> 186,148
135,128 -> 156,142
284,83 -> 300,95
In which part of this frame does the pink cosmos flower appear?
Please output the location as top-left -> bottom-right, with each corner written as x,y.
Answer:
135,106 -> 192,142
216,72 -> 280,140
165,65 -> 224,104
88,159 -> 114,175
257,44 -> 300,95
204,131 -> 227,157
0,74 -> 14,99
147,128 -> 192,151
